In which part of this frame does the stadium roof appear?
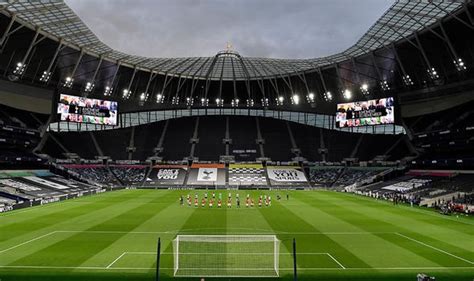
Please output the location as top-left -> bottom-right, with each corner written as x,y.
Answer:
0,0 -> 464,80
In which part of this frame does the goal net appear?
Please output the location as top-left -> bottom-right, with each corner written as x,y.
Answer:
172,235 -> 280,278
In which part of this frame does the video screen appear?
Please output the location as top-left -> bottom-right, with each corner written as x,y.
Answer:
57,94 -> 118,126
336,97 -> 395,128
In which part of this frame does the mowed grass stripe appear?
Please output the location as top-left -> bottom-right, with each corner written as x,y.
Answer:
303,191 -> 473,267
257,197 -> 371,269
9,190 -> 175,267
1,191 -> 161,266
329,191 -> 474,236
160,192 -> 228,275
86,194 -> 197,270
315,192 -> 474,259
0,190 -> 127,220
280,193 -> 440,268
342,192 -> 474,227
0,191 -> 140,243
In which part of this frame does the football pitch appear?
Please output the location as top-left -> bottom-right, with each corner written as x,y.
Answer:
0,189 -> 473,281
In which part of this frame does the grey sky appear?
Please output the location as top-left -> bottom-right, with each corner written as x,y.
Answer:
65,0 -> 394,59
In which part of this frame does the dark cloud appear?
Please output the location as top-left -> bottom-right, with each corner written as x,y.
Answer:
65,0 -> 393,59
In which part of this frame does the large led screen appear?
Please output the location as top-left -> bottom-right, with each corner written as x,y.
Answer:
57,94 -> 118,126
336,97 -> 395,128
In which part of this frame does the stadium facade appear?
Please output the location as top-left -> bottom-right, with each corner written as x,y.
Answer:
0,0 -> 473,182
1,2 -> 474,281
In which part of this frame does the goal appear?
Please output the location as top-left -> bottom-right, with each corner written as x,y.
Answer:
172,235 -> 280,278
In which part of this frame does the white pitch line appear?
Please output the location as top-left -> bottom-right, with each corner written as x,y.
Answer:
106,252 -> 128,269
326,253 -> 346,269
0,265 -> 473,271
395,232 -> 474,265
0,231 -> 57,254
54,230 -> 394,235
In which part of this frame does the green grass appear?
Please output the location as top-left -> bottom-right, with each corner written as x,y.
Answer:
0,189 -> 473,281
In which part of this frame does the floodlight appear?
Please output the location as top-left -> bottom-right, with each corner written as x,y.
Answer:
40,71 -> 51,82
104,86 -> 113,96
403,74 -> 414,86
63,76 -> 73,88
85,82 -> 94,93
454,58 -> 466,71
291,94 -> 300,105
343,89 -> 352,100
13,62 -> 26,75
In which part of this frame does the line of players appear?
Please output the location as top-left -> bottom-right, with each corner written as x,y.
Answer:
179,193 -> 273,208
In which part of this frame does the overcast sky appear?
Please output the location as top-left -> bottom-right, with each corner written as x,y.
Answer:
65,0 -> 394,59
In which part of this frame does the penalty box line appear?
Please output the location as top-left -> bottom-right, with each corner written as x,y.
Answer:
105,251 -> 346,270
0,230 -> 396,253
395,232 -> 474,265
0,231 -> 58,254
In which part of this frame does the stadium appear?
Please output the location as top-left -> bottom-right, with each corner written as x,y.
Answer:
0,0 -> 473,280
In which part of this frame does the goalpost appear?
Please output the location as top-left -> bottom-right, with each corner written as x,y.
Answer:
172,235 -> 280,278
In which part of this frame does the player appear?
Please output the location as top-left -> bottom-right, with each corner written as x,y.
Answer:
228,192 -> 231,199
194,198 -> 198,208
227,198 -> 232,208
250,198 -> 255,207
265,196 -> 269,207
212,192 -> 216,199
204,192 -> 208,199
209,199 -> 213,208
237,197 -> 240,208
217,199 -> 222,208
245,198 -> 249,208
179,196 -> 184,206
258,197 -> 262,207
201,198 -> 206,207
268,196 -> 272,206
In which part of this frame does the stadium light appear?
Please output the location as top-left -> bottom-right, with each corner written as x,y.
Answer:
360,83 -> 369,95
380,80 -> 390,91
231,98 -> 239,107
39,71 -> 51,82
343,89 -> 352,100
291,94 -> 300,105
186,97 -> 194,106
139,92 -> 147,101
276,96 -> 284,106
454,58 -> 466,71
157,94 -> 165,104
261,98 -> 269,107
171,96 -> 179,105
104,86 -> 113,96
63,76 -> 73,88
122,89 -> 131,99
215,98 -> 224,107
201,98 -> 209,107
13,62 -> 26,75
323,91 -> 333,102
306,93 -> 315,103
427,67 -> 439,79
246,99 -> 254,107
84,82 -> 94,93
402,75 -> 414,86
